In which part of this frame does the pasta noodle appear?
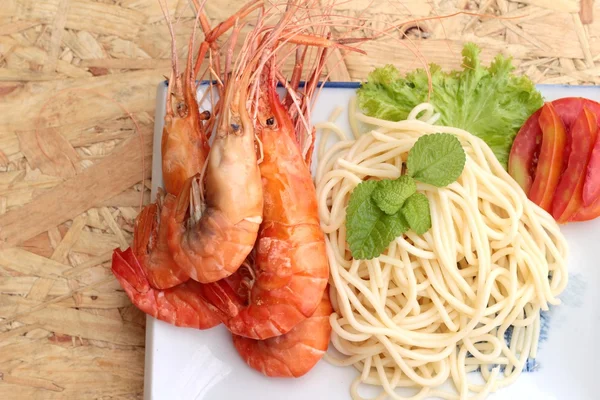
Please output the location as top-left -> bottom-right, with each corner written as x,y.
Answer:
315,100 -> 569,400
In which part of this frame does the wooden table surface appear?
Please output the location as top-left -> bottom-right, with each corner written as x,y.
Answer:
0,0 -> 598,398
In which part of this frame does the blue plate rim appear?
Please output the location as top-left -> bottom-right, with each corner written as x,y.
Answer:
161,80 -> 599,91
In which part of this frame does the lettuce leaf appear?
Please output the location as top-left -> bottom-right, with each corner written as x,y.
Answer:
356,43 -> 543,168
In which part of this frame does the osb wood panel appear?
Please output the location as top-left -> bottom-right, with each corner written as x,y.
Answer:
0,0 -> 598,398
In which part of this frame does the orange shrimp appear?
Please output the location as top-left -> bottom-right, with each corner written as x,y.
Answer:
111,1 -> 256,306
166,33 -> 264,284
112,247 -> 219,329
160,4 -> 210,197
110,7 -> 209,293
232,290 -> 332,378
115,1 -> 263,291
201,59 -> 329,340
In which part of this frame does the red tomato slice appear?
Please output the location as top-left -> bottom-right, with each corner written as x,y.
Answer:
551,107 -> 598,223
508,108 -> 542,195
509,97 -> 594,195
528,103 -> 567,212
551,98 -> 600,208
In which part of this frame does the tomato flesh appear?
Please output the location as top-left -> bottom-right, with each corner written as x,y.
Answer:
552,97 -> 600,130
571,196 -> 600,222
528,103 -> 567,212
584,137 -> 600,206
551,107 -> 598,223
552,98 -> 600,208
508,108 -> 542,195
509,97 -> 600,223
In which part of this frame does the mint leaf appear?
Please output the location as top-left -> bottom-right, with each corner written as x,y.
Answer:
407,133 -> 465,187
356,43 -> 543,168
401,193 -> 431,235
372,176 -> 416,215
346,180 -> 409,260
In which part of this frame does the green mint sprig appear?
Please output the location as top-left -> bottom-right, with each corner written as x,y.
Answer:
372,175 -> 416,215
345,133 -> 466,260
346,181 -> 409,260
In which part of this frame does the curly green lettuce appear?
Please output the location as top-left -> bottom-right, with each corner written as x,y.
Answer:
356,43 -> 543,168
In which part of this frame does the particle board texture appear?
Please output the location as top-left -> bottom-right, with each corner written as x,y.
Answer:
0,0 -> 598,399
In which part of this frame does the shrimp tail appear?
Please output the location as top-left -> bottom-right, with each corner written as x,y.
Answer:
232,290 -> 332,378
111,248 -> 220,330
131,194 -> 189,289
112,248 -> 149,297
199,278 -> 246,321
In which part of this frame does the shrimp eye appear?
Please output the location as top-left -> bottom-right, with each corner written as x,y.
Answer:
266,117 -> 275,126
231,123 -> 240,132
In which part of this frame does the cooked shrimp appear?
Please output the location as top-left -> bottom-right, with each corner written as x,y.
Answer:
111,7 -> 208,293
111,1 -> 258,309
118,0 -> 266,290
232,290 -> 332,378
201,60 -> 329,340
166,33 -> 264,284
112,247 -> 219,329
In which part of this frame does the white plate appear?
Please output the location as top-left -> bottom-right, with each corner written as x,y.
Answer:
146,82 -> 600,400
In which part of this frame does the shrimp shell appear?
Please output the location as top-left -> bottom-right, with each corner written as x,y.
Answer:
232,290 -> 332,377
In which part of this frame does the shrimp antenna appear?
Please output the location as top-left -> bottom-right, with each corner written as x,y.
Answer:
158,0 -> 181,96
189,0 -> 209,80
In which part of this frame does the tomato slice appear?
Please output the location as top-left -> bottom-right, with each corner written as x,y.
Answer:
553,98 -> 600,208
509,97 -> 600,221
551,107 -> 598,223
584,136 -> 600,206
509,98 -> 600,194
528,103 -> 567,212
508,108 -> 542,195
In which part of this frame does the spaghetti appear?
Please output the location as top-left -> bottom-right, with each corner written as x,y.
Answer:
316,100 -> 569,400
